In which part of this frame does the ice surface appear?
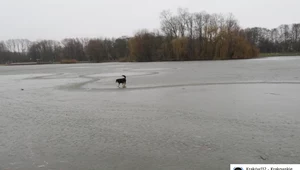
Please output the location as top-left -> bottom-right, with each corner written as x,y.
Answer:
0,57 -> 300,170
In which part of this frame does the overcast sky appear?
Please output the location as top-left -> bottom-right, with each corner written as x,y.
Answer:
0,0 -> 299,40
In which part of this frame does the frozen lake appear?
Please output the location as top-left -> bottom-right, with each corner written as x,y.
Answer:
1,57 -> 300,170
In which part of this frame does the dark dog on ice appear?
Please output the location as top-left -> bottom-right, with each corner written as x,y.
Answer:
116,75 -> 126,87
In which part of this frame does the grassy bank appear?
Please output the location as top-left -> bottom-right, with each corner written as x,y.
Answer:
259,53 -> 300,57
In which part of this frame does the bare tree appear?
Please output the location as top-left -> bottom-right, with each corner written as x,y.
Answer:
177,8 -> 189,37
28,40 -> 60,62
225,13 -> 239,33
4,39 -> 31,53
0,41 -> 7,52
86,39 -> 106,63
194,12 -> 206,59
0,41 -> 9,63
5,39 -> 16,52
61,38 -> 86,61
20,39 -> 32,53
291,24 -> 300,51
160,10 -> 179,38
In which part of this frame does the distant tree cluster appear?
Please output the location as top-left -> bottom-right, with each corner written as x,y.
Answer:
0,37 -> 129,63
0,39 -> 31,63
129,9 -> 259,61
244,24 -> 300,53
1,8 -> 298,64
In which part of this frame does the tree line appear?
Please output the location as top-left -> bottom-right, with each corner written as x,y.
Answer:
0,37 -> 129,63
1,8 -> 299,64
244,24 -> 300,53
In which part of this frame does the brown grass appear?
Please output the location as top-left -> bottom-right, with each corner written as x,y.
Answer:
60,59 -> 78,64
118,57 -> 131,62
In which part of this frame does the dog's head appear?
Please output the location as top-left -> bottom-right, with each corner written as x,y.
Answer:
122,75 -> 126,78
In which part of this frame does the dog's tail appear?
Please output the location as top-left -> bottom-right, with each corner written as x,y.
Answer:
122,75 -> 126,79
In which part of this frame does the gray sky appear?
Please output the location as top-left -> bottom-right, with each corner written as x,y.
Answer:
0,0 -> 299,41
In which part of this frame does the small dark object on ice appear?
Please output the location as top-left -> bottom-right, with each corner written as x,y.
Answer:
260,155 -> 267,160
116,75 -> 126,88
21,89 -> 24,91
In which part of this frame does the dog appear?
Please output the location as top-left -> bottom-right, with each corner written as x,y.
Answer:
116,75 -> 126,88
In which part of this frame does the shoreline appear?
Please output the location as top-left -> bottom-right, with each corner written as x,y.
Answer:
259,53 -> 300,57
1,54 -> 300,66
